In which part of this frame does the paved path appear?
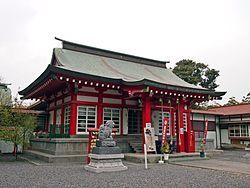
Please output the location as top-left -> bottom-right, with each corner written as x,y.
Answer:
0,159 -> 250,187
1,151 -> 250,187
172,150 -> 250,175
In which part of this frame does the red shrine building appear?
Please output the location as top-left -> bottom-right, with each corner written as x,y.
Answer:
19,38 -> 226,153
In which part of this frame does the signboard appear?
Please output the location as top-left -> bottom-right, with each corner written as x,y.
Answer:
161,117 -> 169,145
146,123 -> 152,128
180,128 -> 184,134
87,128 -> 99,163
144,127 -> 156,153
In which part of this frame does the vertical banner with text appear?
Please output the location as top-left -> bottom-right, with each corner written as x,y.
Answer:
161,117 -> 169,145
203,120 -> 208,144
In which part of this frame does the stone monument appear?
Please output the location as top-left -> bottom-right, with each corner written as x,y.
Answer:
84,120 -> 128,173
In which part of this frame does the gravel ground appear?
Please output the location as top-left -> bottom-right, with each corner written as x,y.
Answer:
0,160 -> 250,188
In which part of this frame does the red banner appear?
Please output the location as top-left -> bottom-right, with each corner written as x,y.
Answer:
203,120 -> 208,144
162,117 -> 169,145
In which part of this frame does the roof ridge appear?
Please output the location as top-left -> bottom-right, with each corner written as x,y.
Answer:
211,103 -> 250,109
55,37 -> 169,68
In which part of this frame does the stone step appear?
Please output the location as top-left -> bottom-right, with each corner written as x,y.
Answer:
23,150 -> 87,164
169,156 -> 209,163
128,142 -> 143,153
129,143 -> 142,147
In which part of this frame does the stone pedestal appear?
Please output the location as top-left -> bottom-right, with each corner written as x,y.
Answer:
85,139 -> 127,173
84,153 -> 127,173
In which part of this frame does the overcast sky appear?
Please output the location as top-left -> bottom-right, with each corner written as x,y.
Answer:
0,0 -> 249,104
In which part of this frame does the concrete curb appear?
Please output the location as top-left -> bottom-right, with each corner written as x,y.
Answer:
170,161 -> 250,176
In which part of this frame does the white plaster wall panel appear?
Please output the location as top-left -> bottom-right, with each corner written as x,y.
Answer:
56,109 -> 62,124
221,129 -> 230,144
220,117 -> 229,122
77,95 -> 98,103
49,102 -> 54,108
207,131 -> 216,148
192,113 -> 204,121
229,117 -> 241,122
79,86 -> 98,93
126,100 -> 138,106
56,99 -> 63,106
64,96 -> 71,103
216,125 -> 221,148
49,111 -> 54,132
152,110 -> 159,135
205,115 -> 215,121
103,98 -> 122,104
103,89 -> 122,95
123,108 -> 128,135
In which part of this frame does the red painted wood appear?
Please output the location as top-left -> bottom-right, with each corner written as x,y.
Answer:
185,109 -> 195,152
87,128 -> 99,164
69,93 -> 77,136
171,108 -> 175,138
176,100 -> 185,152
142,94 -> 152,153
97,92 -> 103,128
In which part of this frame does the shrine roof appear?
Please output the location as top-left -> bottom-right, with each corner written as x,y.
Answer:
208,103 -> 250,115
19,38 -> 226,98
54,48 -> 203,89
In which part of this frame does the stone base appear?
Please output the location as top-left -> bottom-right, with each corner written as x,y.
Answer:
96,140 -> 116,147
30,138 -> 88,155
92,146 -> 121,154
84,154 -> 128,173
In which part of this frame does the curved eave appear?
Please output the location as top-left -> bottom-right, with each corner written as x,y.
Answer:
19,65 -> 54,96
123,79 -> 226,97
19,63 -> 226,99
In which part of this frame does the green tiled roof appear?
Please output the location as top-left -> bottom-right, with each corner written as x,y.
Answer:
54,48 -> 203,90
19,39 -> 226,98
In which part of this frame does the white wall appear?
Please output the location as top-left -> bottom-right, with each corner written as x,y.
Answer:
207,131 -> 216,148
123,108 -> 128,135
216,124 -> 221,149
221,129 -> 231,144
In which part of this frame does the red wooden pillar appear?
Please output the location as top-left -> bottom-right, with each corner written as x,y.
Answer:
69,93 -> 77,136
185,108 -> 195,152
142,94 -> 152,152
97,92 -> 103,129
171,108 -> 175,138
176,99 -> 185,152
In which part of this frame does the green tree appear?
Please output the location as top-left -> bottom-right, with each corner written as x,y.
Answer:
225,96 -> 239,106
242,91 -> 250,103
0,92 -> 36,159
172,59 -> 220,90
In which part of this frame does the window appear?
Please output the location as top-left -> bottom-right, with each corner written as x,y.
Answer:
77,106 -> 96,134
192,121 -> 216,131
241,125 -> 248,137
64,106 -> 71,125
128,109 -> 142,134
64,106 -> 70,134
103,108 -> 121,134
192,121 -> 204,131
229,124 -> 249,137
